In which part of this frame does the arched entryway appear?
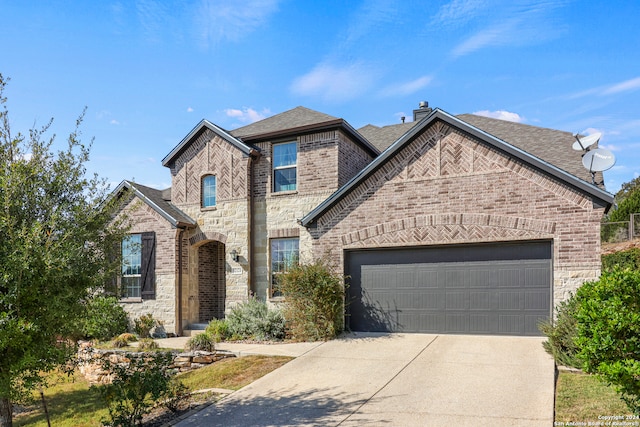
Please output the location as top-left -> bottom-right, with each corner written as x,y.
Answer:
197,241 -> 226,322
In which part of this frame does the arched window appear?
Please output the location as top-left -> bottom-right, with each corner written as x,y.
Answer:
202,175 -> 216,208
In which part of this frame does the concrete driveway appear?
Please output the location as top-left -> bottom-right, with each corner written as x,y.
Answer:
176,333 -> 554,427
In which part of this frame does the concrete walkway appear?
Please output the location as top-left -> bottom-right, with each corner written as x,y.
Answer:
174,333 -> 555,427
154,336 -> 323,357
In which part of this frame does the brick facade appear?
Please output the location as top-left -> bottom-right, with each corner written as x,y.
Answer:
115,108 -> 610,335
118,197 -> 179,333
307,122 -> 605,303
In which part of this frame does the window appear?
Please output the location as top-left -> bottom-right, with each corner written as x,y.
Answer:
122,234 -> 142,298
121,232 -> 156,300
273,142 -> 297,192
202,175 -> 216,208
270,238 -> 299,297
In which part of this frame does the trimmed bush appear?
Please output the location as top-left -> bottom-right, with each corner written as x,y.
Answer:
575,268 -> 640,414
186,332 -> 216,352
602,248 -> 640,271
81,295 -> 129,341
276,257 -> 346,341
205,319 -> 230,343
226,298 -> 286,341
539,294 -> 581,369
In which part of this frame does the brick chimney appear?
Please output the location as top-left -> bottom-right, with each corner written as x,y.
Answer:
413,101 -> 432,122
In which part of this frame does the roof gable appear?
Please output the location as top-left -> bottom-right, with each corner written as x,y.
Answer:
162,119 -> 254,168
112,180 -> 195,228
301,108 -> 614,227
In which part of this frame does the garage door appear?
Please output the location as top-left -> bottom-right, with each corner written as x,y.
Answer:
345,241 -> 551,336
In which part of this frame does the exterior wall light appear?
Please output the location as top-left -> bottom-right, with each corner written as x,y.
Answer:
230,249 -> 239,262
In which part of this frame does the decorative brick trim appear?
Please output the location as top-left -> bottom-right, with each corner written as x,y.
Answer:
340,213 -> 556,246
189,230 -> 228,246
268,228 -> 300,239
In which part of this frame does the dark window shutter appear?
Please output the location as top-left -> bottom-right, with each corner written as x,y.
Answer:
141,231 -> 156,300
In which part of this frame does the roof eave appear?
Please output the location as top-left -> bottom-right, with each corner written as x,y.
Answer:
238,119 -> 380,157
300,108 -> 614,227
113,181 -> 196,229
162,119 -> 253,167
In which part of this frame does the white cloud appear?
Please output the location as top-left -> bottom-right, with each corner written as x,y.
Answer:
599,143 -> 620,152
195,0 -> 280,46
290,62 -> 376,102
601,77 -> 640,95
224,107 -> 270,124
446,1 -> 568,58
187,107 -> 194,113
110,119 -> 120,125
379,75 -> 433,97
451,22 -> 513,57
473,110 -> 524,123
433,0 -> 490,28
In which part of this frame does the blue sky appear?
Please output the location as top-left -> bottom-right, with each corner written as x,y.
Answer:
1,0 -> 639,194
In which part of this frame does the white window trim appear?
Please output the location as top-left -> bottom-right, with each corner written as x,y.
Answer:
272,141 -> 297,193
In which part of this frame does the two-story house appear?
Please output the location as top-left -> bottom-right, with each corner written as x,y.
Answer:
111,103 -> 613,337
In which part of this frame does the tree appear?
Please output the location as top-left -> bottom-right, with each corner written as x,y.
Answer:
0,74 -> 126,426
607,176 -> 640,222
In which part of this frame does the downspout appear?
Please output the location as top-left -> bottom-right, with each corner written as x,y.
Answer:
247,148 -> 260,297
177,228 -> 184,336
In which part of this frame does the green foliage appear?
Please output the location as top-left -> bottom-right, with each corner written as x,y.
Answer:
614,176 -> 640,205
81,295 -> 130,341
133,314 -> 157,339
539,294 -> 581,369
276,257 -> 346,341
602,248 -> 640,271
95,352 -> 183,427
205,319 -> 230,343
607,176 -> 640,223
0,74 -> 128,417
186,333 -> 216,352
226,298 -> 286,341
574,268 -> 640,414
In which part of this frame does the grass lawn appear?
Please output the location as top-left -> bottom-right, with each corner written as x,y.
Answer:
14,355 -> 292,427
555,370 -> 631,423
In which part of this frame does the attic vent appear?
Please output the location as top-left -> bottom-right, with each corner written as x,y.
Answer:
413,101 -> 433,122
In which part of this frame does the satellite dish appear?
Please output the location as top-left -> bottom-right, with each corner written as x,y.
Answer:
572,132 -> 602,151
582,147 -> 616,172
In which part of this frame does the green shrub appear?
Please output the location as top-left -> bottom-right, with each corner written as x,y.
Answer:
205,319 -> 230,342
95,351 -> 184,426
137,338 -> 159,351
226,298 -> 286,341
575,268 -> 640,414
186,332 -> 216,352
539,294 -> 581,369
133,313 -> 157,338
276,257 -> 346,341
602,248 -> 640,271
81,295 -> 130,341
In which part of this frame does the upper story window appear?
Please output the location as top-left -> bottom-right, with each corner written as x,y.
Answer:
202,175 -> 216,207
273,142 -> 297,192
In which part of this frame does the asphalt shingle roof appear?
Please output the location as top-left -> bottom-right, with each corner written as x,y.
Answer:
231,106 -> 340,139
124,181 -> 195,228
358,114 -> 598,184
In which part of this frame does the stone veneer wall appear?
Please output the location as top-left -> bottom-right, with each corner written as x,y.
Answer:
119,198 -> 179,334
167,128 -> 252,317
308,122 -> 606,307
250,129 -> 373,301
77,343 -> 235,385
